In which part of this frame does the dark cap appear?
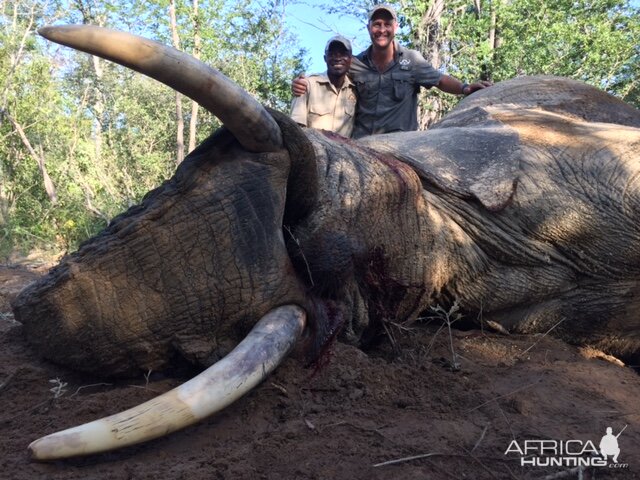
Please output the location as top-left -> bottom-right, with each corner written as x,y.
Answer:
368,4 -> 397,22
324,35 -> 352,55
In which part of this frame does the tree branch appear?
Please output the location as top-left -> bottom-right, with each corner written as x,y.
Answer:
169,0 -> 185,165
0,109 -> 57,204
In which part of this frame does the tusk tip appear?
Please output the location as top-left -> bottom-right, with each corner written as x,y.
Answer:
38,25 -> 85,42
28,433 -> 72,462
27,439 -> 45,462
37,26 -> 55,38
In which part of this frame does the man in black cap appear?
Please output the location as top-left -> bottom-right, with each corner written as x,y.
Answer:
293,4 -> 492,138
290,35 -> 357,137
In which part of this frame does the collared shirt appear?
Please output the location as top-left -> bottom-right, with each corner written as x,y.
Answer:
290,73 -> 357,138
349,41 -> 442,138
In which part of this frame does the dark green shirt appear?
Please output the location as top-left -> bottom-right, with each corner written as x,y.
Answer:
350,42 -> 442,138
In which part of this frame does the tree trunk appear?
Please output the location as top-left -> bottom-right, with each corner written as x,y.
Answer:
1,110 -> 57,204
0,1 -> 50,227
91,53 -> 104,163
169,0 -> 185,165
489,0 -> 496,49
486,0 -> 501,80
188,0 -> 201,154
414,0 -> 446,129
0,180 -> 8,227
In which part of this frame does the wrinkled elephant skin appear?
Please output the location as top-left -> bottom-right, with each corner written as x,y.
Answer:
12,25 -> 640,460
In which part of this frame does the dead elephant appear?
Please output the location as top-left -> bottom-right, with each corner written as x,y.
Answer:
12,25 -> 640,461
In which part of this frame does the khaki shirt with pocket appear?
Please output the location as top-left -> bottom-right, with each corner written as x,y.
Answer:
290,74 -> 357,138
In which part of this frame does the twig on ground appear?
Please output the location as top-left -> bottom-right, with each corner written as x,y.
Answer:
303,418 -> 318,433
593,411 -> 640,420
127,369 -> 161,392
381,321 -> 399,353
467,381 -> 541,413
520,318 -> 566,357
69,383 -> 113,398
127,384 -> 162,394
373,451 -> 525,471
270,382 -> 288,396
374,449 -> 519,479
373,452 -> 441,467
386,321 -> 415,333
471,423 -> 489,453
0,370 -> 17,393
424,322 -> 446,357
496,402 -> 517,442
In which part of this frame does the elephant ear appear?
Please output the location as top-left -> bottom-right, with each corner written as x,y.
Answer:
360,112 -> 521,212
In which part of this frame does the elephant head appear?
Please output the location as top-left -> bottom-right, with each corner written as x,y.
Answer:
13,25 -> 320,460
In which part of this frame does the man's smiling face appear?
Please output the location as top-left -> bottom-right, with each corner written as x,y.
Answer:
324,42 -> 352,78
367,11 -> 397,50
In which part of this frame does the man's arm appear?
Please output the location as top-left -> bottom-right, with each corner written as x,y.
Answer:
410,49 -> 492,96
437,74 -> 492,96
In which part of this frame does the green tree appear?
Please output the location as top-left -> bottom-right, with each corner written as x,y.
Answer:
321,0 -> 639,125
0,0 -> 68,255
403,0 -> 640,123
1,0 -> 307,256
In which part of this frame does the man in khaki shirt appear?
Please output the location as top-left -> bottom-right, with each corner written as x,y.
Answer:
290,36 -> 357,138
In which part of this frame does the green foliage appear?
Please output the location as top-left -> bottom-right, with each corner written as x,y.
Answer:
1,0 -> 306,256
487,0 -> 639,87
319,0 -> 639,120
221,0 -> 307,110
401,0 -> 640,118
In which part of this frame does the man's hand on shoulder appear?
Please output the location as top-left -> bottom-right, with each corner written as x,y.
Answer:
292,74 -> 309,97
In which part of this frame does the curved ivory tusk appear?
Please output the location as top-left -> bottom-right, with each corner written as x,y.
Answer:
29,305 -> 306,461
38,25 -> 282,153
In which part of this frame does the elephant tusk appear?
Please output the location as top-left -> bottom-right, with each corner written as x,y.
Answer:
38,24 -> 282,153
28,305 -> 306,461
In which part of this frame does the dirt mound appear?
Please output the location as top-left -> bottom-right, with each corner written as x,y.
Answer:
1,265 -> 638,479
